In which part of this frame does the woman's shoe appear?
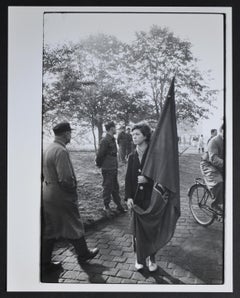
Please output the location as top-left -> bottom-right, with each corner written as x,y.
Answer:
135,261 -> 144,271
146,256 -> 158,272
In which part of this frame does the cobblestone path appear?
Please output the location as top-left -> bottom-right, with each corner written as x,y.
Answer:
42,196 -> 223,285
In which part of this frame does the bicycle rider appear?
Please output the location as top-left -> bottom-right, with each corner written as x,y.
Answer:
200,124 -> 224,214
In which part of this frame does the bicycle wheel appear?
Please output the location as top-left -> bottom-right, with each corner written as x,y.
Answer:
189,184 -> 215,226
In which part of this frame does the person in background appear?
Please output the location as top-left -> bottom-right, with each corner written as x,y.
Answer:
41,122 -> 99,274
125,122 -> 158,272
207,128 -> 218,144
117,126 -> 128,163
198,134 -> 205,153
125,127 -> 134,158
95,121 -> 126,215
200,124 -> 224,213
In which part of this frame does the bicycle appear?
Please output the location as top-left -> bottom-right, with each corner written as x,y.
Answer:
188,178 -> 223,226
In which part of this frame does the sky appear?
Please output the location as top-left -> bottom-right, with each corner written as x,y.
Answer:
44,12 -> 225,135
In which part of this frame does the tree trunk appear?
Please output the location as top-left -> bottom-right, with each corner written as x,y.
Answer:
96,120 -> 103,144
91,118 -> 97,153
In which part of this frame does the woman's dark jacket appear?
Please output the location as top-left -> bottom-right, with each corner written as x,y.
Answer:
125,148 -> 154,210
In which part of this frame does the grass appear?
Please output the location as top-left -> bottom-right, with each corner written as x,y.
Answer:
70,150 -> 203,225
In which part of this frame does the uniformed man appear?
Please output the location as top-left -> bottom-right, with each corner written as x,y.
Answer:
96,121 -> 126,214
41,122 -> 99,274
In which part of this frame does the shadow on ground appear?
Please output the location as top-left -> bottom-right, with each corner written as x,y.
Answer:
167,223 -> 224,284
138,266 -> 185,284
41,267 -> 64,283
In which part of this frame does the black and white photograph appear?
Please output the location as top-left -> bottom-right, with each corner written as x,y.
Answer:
7,6 -> 233,292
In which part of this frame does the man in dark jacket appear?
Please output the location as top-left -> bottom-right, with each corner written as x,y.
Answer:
96,121 -> 126,214
41,122 -> 99,275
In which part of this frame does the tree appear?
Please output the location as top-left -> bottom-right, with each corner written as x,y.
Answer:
42,28 -> 219,149
42,35 -> 153,147
126,25 -> 218,123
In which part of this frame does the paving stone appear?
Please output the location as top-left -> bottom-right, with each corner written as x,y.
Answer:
132,272 -> 147,281
89,274 -> 108,283
99,248 -> 111,254
86,238 -> 99,244
121,246 -> 133,252
179,276 -> 200,284
157,261 -> 168,268
120,241 -> 132,247
98,243 -> 109,249
61,249 -> 74,256
121,279 -> 138,284
59,279 -> 81,283
173,268 -> 189,277
79,264 -> 106,275
101,261 -> 117,269
63,256 -> 78,263
100,254 -> 115,261
113,256 -> 127,263
116,270 -> 133,279
128,264 -> 136,271
116,263 -> 130,270
102,227 -> 113,232
78,272 -> 90,281
54,247 -> 67,255
112,231 -> 124,236
107,276 -> 123,284
86,259 -> 105,268
125,257 -> 135,264
62,271 -> 82,280
108,240 -> 122,246
97,238 -> 109,244
62,262 -> 79,271
102,268 -> 119,276
109,250 -> 124,257
123,252 -> 135,258
211,280 -> 223,284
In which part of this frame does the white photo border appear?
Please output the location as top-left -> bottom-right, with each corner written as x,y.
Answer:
8,6 -> 232,292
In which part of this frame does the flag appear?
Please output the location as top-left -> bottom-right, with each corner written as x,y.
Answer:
133,77 -> 180,261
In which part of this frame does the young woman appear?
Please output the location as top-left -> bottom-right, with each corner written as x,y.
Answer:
125,122 -> 158,272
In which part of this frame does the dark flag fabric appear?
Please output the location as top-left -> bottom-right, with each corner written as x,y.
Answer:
132,77 -> 180,261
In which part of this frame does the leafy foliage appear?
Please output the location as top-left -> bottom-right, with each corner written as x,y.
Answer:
42,28 -> 218,143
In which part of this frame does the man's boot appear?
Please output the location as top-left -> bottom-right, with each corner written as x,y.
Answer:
69,237 -> 99,264
41,239 -> 62,273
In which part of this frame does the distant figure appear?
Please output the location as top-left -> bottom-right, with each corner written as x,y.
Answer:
117,126 -> 128,163
125,127 -> 133,157
41,122 -> 99,274
95,121 -> 126,215
200,124 -> 224,213
198,134 -> 204,153
207,129 -> 218,144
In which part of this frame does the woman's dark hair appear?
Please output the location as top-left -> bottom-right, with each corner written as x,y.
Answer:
132,122 -> 152,143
